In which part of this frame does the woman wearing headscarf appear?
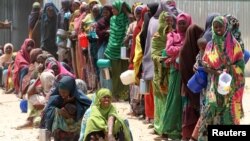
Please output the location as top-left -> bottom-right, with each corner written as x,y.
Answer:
96,5 -> 113,90
69,3 -> 88,80
21,48 -> 43,98
28,2 -> 41,48
128,4 -> 144,70
163,13 -> 192,140
40,2 -> 58,58
88,4 -> 103,78
83,88 -> 133,141
123,2 -> 143,54
142,0 -> 171,127
198,16 -> 245,140
104,0 -> 131,100
224,14 -> 246,54
139,2 -> 158,54
202,13 -> 220,42
151,11 -> 173,135
43,75 -> 92,140
179,25 -> 204,141
46,59 -> 75,78
58,0 -> 71,31
125,5 -> 147,117
132,2 -> 159,126
16,53 -> 51,130
132,7 -> 149,84
0,43 -> 13,88
13,39 -> 35,94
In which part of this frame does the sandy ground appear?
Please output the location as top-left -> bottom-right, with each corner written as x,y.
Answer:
0,78 -> 249,141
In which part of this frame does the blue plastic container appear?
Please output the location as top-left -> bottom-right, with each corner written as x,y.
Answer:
20,99 -> 28,113
244,49 -> 250,64
187,67 -> 208,93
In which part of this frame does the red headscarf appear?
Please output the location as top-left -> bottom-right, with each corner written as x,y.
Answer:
13,38 -> 35,92
47,60 -> 75,78
128,6 -> 148,69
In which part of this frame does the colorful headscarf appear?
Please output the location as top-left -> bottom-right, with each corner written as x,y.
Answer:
131,2 -> 143,15
224,14 -> 244,51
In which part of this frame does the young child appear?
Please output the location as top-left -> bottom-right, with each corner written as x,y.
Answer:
193,37 -> 207,71
190,37 -> 207,141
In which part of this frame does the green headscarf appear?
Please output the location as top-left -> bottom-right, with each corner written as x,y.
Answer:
212,16 -> 228,51
94,88 -> 113,118
83,88 -> 132,141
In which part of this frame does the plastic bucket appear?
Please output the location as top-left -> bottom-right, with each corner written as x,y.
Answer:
120,47 -> 127,59
78,33 -> 89,49
244,49 -> 250,64
120,70 -> 135,85
97,59 -> 111,68
187,67 -> 207,93
139,79 -> 150,94
20,99 -> 27,113
217,72 -> 232,95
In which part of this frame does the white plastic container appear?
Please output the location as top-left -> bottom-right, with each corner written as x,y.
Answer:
66,38 -> 72,48
139,79 -> 150,95
120,70 -> 135,85
39,129 -> 51,141
120,47 -> 127,59
217,72 -> 232,95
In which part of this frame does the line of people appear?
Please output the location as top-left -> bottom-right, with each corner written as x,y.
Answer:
0,0 -> 249,141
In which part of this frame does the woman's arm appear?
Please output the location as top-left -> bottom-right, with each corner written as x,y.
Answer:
107,116 -> 116,141
27,78 -> 40,98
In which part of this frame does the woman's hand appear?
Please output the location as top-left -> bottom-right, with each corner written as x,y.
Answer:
107,134 -> 116,141
59,108 -> 71,119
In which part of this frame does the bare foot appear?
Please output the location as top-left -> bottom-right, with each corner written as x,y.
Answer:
15,121 -> 33,130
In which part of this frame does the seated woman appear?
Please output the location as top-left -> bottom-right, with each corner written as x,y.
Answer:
13,38 -> 35,94
46,57 -> 75,78
0,43 -> 13,89
82,88 -> 133,141
15,53 -> 52,130
43,75 -> 92,141
21,48 -> 43,98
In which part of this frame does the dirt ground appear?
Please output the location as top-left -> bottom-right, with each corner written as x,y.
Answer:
0,78 -> 249,141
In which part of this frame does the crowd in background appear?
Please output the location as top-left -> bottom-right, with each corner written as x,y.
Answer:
0,0 -> 249,141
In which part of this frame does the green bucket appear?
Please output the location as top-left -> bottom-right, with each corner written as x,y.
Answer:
97,59 -> 111,68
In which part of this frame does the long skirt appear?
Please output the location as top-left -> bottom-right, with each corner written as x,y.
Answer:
110,59 -> 129,100
153,66 -> 169,135
97,43 -> 112,90
144,82 -> 154,119
162,66 -> 182,139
